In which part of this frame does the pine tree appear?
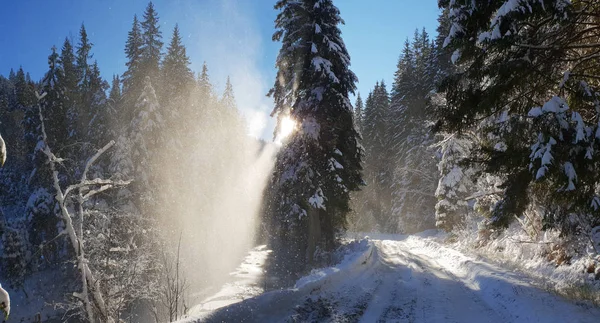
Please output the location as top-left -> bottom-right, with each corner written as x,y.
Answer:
221,77 -> 236,113
140,2 -> 163,80
197,62 -> 212,101
129,76 -> 164,194
108,75 -> 121,105
41,46 -> 67,151
123,15 -> 143,100
354,93 -> 363,133
435,0 -> 600,236
76,24 -> 93,93
389,30 -> 438,234
161,24 -> 193,102
86,62 -> 110,148
266,0 -> 362,275
362,81 -> 393,230
15,67 -> 35,108
1,225 -> 28,289
58,38 -> 79,146
8,69 -> 16,83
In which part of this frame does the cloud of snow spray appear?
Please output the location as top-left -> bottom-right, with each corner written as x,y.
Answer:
153,0 -> 277,303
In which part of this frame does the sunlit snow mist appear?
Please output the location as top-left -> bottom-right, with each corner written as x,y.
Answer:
148,0 -> 278,301
155,133 -> 275,297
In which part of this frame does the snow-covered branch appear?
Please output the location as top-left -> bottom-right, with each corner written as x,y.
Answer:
36,92 -> 124,323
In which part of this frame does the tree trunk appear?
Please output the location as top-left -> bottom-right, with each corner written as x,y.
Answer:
306,207 -> 321,264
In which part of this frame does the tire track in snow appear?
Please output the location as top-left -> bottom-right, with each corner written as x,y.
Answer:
188,236 -> 600,323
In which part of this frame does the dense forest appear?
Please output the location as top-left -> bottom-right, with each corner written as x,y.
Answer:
1,0 -> 600,322
0,2 -> 263,321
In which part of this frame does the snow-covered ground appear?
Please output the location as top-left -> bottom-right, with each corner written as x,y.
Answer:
184,233 -> 600,322
184,245 -> 271,319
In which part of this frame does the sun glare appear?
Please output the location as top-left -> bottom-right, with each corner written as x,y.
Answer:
276,116 -> 297,144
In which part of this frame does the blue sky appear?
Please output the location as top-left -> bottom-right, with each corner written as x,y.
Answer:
0,0 -> 440,138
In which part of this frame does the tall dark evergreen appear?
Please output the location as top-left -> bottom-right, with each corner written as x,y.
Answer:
354,93 -> 364,133
123,15 -> 143,101
75,24 -> 94,144
140,1 -> 163,79
108,75 -> 121,105
15,67 -> 35,109
435,0 -> 600,236
86,61 -> 110,147
197,62 -> 212,101
266,0 -> 362,276
362,81 -> 393,230
389,30 -> 438,233
58,38 -> 79,145
76,24 -> 93,91
162,24 -> 193,102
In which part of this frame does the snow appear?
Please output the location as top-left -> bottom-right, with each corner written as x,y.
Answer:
311,57 -> 339,83
572,111 -> 585,143
308,187 -> 326,210
528,106 -> 543,117
314,23 -> 321,34
564,161 -> 577,191
542,96 -> 569,114
186,234 -> 600,322
329,157 -> 343,170
451,49 -> 461,64
185,245 -> 271,319
559,71 -> 570,88
301,117 -> 321,139
0,284 -> 9,318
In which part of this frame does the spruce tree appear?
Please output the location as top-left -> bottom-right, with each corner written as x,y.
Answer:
362,81 -> 393,230
58,38 -> 79,145
435,0 -> 600,236
76,24 -> 93,93
1,225 -> 28,289
86,62 -> 110,148
140,2 -> 163,79
389,30 -> 438,234
354,93 -> 363,134
123,15 -> 143,101
197,62 -> 213,101
162,24 -> 193,102
41,46 -> 67,151
266,0 -> 362,274
8,69 -> 16,83
129,76 -> 164,194
15,67 -> 35,108
108,75 -> 121,105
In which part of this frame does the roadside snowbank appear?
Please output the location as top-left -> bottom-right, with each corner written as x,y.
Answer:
450,222 -> 600,303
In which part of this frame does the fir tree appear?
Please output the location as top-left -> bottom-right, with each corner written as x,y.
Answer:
266,0 -> 362,275
15,67 -> 35,108
140,2 -> 163,79
161,24 -> 193,102
1,225 -> 28,289
108,75 -> 121,105
435,0 -> 600,236
58,38 -> 79,145
197,62 -> 213,101
129,76 -> 164,193
362,81 -> 393,230
123,15 -> 144,101
354,92 -> 363,134
86,61 -> 110,148
221,76 -> 236,113
76,24 -> 93,92
389,30 -> 438,233
8,69 -> 16,83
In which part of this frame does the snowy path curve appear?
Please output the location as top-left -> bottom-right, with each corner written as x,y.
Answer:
189,235 -> 600,323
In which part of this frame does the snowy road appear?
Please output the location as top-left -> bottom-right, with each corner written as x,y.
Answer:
186,235 -> 600,322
